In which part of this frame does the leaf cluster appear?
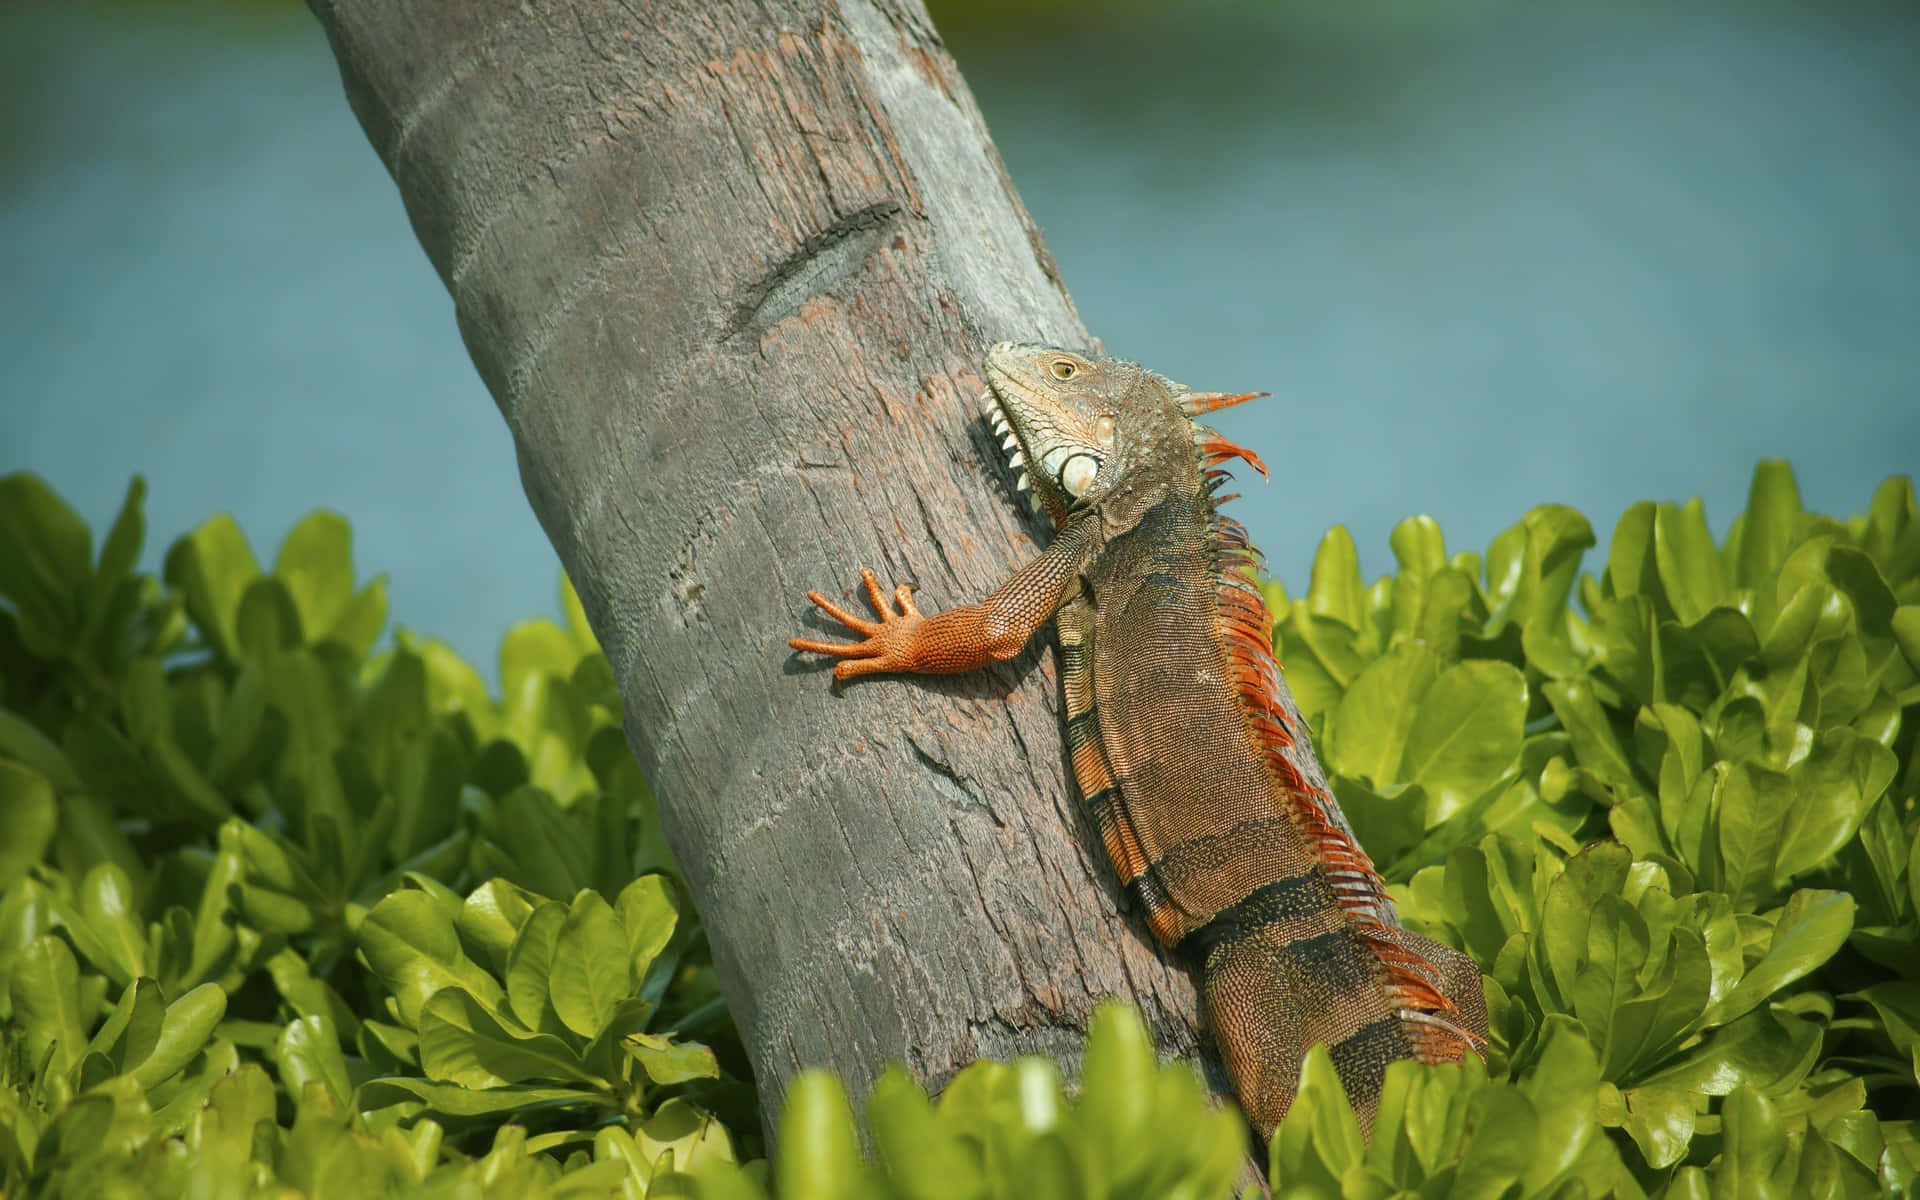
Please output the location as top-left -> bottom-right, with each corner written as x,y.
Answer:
654,1003 -> 1252,1200
5,460 -> 1917,1199
1261,461 -> 1920,1194
0,473 -> 753,1196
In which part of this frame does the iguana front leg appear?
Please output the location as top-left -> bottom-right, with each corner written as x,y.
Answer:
791,522 -> 1096,681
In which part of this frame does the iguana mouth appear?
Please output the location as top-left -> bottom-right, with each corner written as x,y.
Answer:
978,385 -> 1035,500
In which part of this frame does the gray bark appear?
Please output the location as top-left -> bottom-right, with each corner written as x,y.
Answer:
309,0 -> 1209,1129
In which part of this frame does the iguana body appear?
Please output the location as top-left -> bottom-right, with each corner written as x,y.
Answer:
790,343 -> 1486,1135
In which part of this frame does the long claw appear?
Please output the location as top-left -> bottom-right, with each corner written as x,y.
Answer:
860,568 -> 890,613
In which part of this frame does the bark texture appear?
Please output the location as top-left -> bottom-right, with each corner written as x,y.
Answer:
309,0 -> 1208,1124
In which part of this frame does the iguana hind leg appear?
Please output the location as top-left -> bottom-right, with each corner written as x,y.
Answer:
1204,924 -> 1486,1139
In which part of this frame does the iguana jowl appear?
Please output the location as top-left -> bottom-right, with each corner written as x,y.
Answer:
790,343 -> 1487,1135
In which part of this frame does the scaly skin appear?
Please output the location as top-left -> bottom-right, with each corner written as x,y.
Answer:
791,343 -> 1486,1137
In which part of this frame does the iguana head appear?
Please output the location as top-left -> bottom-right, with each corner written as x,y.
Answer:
980,342 -> 1266,530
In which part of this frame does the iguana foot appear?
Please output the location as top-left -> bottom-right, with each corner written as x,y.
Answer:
790,568 -> 929,680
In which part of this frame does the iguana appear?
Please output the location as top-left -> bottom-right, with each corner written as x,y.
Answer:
789,343 -> 1486,1136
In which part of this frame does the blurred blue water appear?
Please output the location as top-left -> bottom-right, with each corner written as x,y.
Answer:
2,3 -> 558,673
951,1 -> 1920,585
3,2 -> 1915,676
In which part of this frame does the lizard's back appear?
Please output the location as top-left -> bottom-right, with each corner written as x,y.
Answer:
1056,394 -> 1484,1136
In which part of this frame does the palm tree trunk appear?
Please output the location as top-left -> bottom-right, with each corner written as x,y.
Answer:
309,0 -> 1210,1131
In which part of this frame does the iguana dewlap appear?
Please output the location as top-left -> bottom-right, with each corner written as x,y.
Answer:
789,343 -> 1486,1136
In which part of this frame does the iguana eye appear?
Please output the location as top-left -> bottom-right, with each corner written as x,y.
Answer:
1059,453 -> 1100,497
1049,359 -> 1077,380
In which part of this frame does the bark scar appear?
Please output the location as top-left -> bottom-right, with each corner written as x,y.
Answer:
726,200 -> 904,341
905,730 -> 989,814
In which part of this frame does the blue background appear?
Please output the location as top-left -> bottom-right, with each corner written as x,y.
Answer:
4,1 -> 1915,679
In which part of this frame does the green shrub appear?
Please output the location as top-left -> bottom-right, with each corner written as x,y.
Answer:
1,461 -> 1915,1198
1262,460 -> 1919,1195
0,473 -> 754,1196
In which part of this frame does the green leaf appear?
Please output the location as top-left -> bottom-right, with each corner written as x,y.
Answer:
1617,1085 -> 1697,1171
275,1014 -> 353,1109
632,1098 -> 741,1178
1775,732 -> 1893,885
189,1061 -> 279,1154
9,935 -> 90,1079
1606,923 -> 1714,1080
90,476 -> 147,611
326,577 -> 388,659
505,901 -> 569,1037
1714,1087 -> 1791,1200
1401,659 -> 1528,822
205,674 -> 288,794
1307,525 -> 1369,633
624,1032 -> 720,1085
1516,1021 -> 1606,1185
1606,502 -> 1660,606
1457,1081 -> 1537,1190
1415,566 -> 1476,664
549,890 -> 631,1039
127,981 -> 226,1090
162,513 -> 261,664
1826,545 -> 1898,640
32,1076 -> 152,1177
1713,763 -> 1790,911
1735,461 -> 1803,589
1854,981 -> 1920,1058
868,1067 -> 986,1199
1757,581 -> 1838,670
1484,504 -> 1596,676
778,1071 -> 871,1200
235,577 -> 303,660
356,888 -> 506,1028
581,996 -> 656,1084
1910,827 -> 1920,931
0,759 -> 58,892
1893,605 -> 1920,673
560,573 -> 601,654
1270,1043 -> 1363,1191
1662,607 -> 1760,709
416,985 -> 599,1089
1654,499 -> 1728,626
1390,514 -> 1447,579
273,511 -> 357,646
456,876 -> 542,974
1543,678 -> 1638,794
265,947 -> 358,1038
1533,841 -> 1632,1013
1326,641 -> 1439,787
616,874 -> 681,980
1707,890 -> 1854,1026
483,785 -> 594,900
86,974 -> 163,1077
501,620 -> 584,711
0,472 -> 92,655
71,861 -> 150,984
1077,1000 -> 1154,1185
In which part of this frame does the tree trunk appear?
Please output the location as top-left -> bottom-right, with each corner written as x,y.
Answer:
308,0 -> 1209,1130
